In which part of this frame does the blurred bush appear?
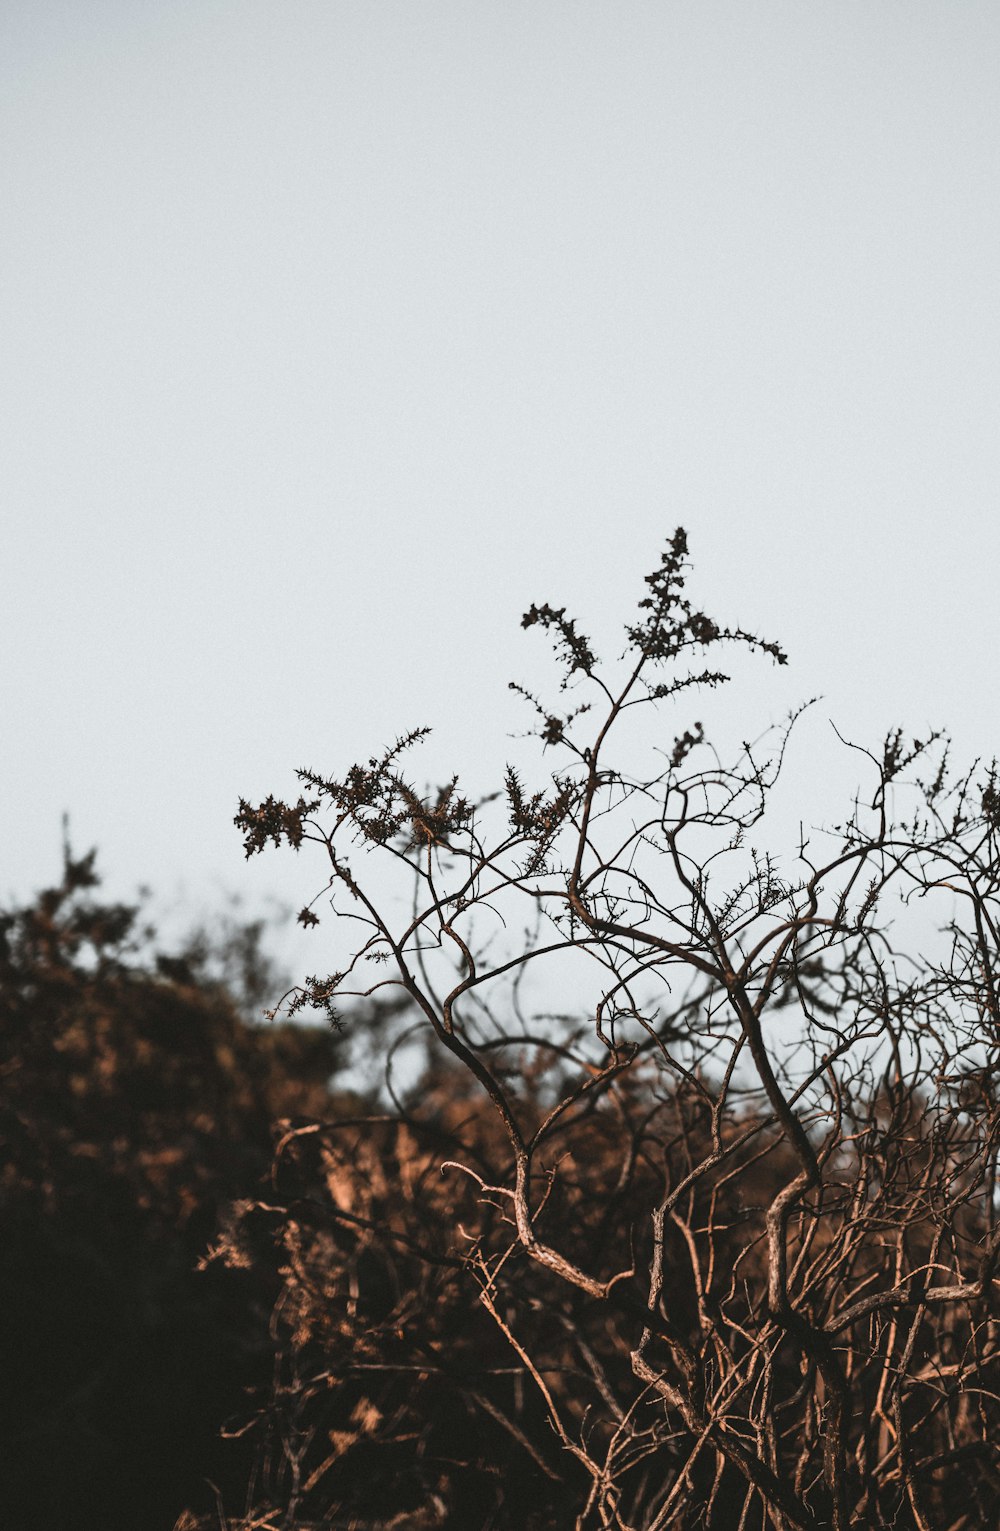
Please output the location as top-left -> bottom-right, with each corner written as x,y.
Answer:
0,848 -> 344,1531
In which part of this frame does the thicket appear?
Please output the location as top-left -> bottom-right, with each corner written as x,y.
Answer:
7,533 -> 999,1531
0,849 -> 343,1531
220,531 -> 1000,1530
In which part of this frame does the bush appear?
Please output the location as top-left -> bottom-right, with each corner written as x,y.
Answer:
0,849 -> 342,1531
224,532 -> 1000,1529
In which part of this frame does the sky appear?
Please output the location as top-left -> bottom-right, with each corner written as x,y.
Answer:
3,2 -> 999,974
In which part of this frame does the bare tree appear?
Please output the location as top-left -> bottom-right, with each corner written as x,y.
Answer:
231,530 -> 1000,1529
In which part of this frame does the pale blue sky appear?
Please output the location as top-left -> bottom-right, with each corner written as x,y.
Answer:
3,2 -> 999,963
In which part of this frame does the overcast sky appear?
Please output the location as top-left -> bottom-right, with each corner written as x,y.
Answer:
3,2 -> 999,965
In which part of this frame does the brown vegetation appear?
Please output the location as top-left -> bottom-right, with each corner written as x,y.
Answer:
6,533 -> 998,1530
224,532 -> 1000,1529
0,850 -> 340,1530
